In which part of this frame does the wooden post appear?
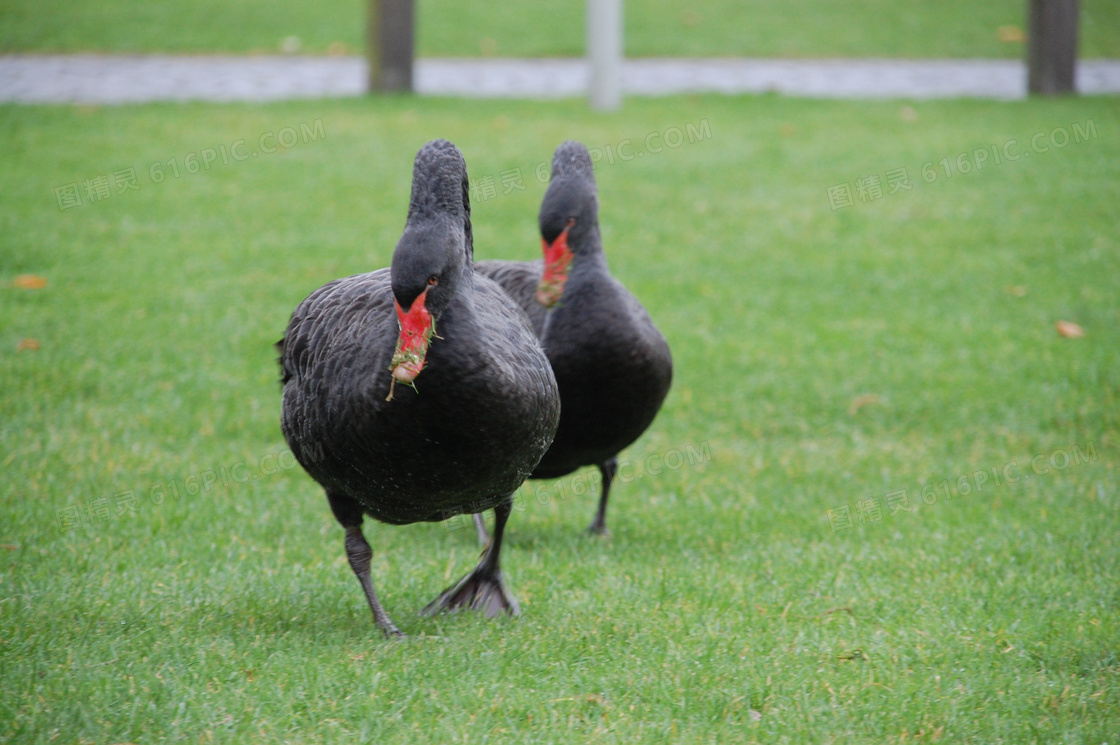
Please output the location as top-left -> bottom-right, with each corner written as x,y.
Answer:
368,0 -> 414,93
1028,0 -> 1078,95
588,0 -> 623,111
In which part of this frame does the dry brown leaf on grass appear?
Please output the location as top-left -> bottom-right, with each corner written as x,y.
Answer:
1056,320 -> 1086,338
848,393 -> 882,416
681,10 -> 702,27
17,338 -> 41,352
997,26 -> 1026,43
12,274 -> 48,289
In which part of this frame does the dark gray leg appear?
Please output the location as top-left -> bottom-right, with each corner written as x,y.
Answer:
328,491 -> 403,638
472,512 -> 490,544
422,496 -> 520,618
587,456 -> 619,535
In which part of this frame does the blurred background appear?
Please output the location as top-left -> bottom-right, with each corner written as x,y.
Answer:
1,0 -> 1118,57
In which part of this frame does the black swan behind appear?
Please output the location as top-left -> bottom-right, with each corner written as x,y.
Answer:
278,140 -> 560,636
475,140 -> 673,536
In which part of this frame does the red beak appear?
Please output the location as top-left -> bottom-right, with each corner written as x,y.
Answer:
536,226 -> 573,307
390,287 -> 434,384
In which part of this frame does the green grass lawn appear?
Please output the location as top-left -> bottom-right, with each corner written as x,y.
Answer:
2,93 -> 1119,742
2,0 -> 1119,58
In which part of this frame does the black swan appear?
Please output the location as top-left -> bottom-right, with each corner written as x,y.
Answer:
475,140 -> 672,536
277,140 -> 560,636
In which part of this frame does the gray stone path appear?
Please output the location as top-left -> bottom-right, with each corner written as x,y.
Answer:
2,55 -> 1119,104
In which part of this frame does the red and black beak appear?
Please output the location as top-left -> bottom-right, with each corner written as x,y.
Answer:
389,287 -> 434,384
536,224 -> 573,308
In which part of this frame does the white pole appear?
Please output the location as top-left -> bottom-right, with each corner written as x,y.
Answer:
587,0 -> 622,111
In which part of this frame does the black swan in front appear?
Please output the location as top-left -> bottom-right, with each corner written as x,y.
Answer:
475,140 -> 673,536
277,140 -> 560,636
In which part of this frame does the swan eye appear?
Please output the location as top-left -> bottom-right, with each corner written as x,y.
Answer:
427,275 -> 438,286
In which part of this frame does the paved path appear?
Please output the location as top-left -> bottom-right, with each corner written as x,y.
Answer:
2,55 -> 1119,104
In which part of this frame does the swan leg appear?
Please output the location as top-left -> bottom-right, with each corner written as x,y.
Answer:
423,496 -> 519,618
327,491 -> 403,638
587,456 -> 619,536
472,511 -> 490,544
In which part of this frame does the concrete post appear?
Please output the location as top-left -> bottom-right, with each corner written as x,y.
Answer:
588,0 -> 623,110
